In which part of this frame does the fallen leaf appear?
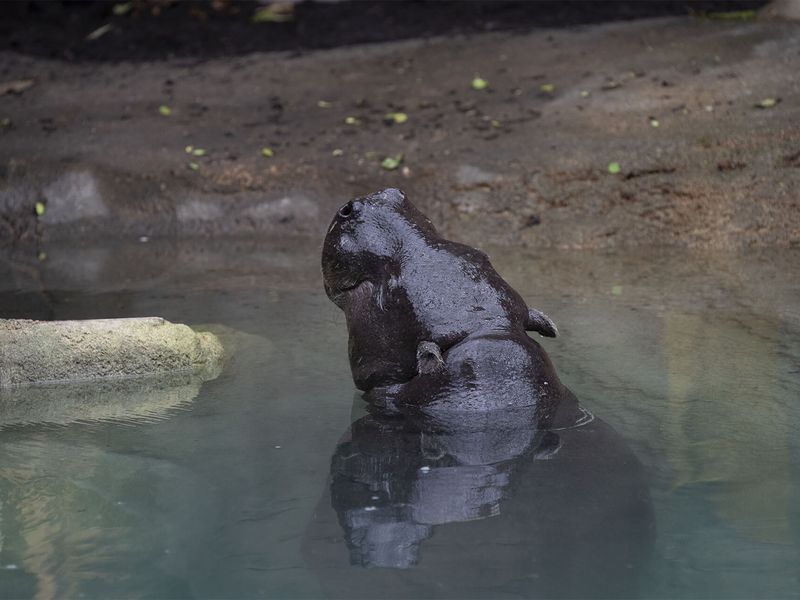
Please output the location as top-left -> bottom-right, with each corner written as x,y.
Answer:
332,148 -> 343,157
86,24 -> 113,41
192,148 -> 206,156
540,83 -> 555,93
0,117 -> 11,128
0,79 -> 34,96
317,100 -> 332,108
608,162 -> 621,174
385,112 -> 408,124
37,251 -> 47,262
471,77 -> 489,91
706,10 -> 756,20
381,154 -> 403,170
112,2 -> 132,16
261,147 -> 274,157
649,118 -> 660,128
755,97 -> 780,109
184,145 -> 194,154
159,105 -> 172,116
188,162 -> 200,171
611,285 -> 623,296
579,90 -> 590,98
344,116 -> 361,125
34,202 -> 46,216
252,3 -> 294,23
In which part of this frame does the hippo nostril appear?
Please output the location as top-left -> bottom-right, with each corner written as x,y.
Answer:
338,202 -> 353,218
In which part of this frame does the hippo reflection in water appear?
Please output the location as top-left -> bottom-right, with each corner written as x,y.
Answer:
308,189 -> 654,597
303,409 -> 654,598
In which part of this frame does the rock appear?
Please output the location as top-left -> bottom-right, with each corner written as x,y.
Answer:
241,194 -> 320,226
0,317 -> 223,387
760,0 -> 800,20
40,170 -> 109,225
454,164 -> 503,189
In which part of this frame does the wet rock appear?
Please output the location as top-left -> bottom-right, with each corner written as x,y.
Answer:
760,0 -> 800,20
176,199 -> 226,224
0,317 -> 223,387
40,170 -> 109,224
452,190 -> 490,214
241,195 -> 320,227
454,164 -> 503,189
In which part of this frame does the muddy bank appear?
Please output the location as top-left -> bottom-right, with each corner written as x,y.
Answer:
1,16 -> 798,249
0,1 -> 769,62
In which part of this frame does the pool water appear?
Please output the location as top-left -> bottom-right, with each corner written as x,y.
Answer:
0,241 -> 798,599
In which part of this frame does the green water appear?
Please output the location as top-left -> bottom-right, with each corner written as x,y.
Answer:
0,242 -> 798,598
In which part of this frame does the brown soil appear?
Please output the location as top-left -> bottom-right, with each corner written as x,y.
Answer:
0,7 -> 798,249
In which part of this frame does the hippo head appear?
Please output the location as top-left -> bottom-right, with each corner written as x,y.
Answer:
322,188 -> 436,307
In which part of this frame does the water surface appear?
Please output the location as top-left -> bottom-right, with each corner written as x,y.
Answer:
0,241 -> 798,598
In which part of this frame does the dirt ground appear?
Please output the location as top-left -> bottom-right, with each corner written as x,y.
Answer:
1,3 -> 798,249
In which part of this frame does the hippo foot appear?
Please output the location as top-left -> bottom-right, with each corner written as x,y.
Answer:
416,341 -> 445,375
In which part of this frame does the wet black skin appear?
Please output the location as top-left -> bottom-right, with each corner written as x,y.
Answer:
322,188 -> 580,427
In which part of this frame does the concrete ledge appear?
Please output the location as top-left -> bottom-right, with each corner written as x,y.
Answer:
0,317 -> 224,386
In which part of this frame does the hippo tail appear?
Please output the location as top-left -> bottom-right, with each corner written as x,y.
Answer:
525,308 -> 558,338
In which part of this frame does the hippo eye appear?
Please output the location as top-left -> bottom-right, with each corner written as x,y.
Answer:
338,202 -> 353,218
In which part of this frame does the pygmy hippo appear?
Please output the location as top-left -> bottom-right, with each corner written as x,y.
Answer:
322,188 -> 582,428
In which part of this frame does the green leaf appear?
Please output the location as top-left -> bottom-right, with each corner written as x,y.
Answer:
184,145 -> 194,154
332,148 -> 343,157
611,285 -> 623,296
317,100 -> 332,108
159,105 -> 172,117
34,201 -> 45,216
471,77 -> 489,91
112,2 -> 132,16
607,162 -> 621,174
261,147 -> 274,158
381,154 -> 403,171
192,148 -> 206,156
756,98 -> 779,109
579,90 -> 590,98
344,116 -> 361,125
706,10 -> 756,20
649,118 -> 660,128
385,112 -> 408,124
540,83 -> 555,93
188,162 -> 200,171
252,5 -> 294,23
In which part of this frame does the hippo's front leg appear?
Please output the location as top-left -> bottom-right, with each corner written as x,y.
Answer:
416,341 -> 445,374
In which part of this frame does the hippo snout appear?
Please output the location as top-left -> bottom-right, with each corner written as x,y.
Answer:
377,188 -> 406,204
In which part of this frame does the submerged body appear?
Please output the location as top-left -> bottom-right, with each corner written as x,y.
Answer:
322,188 -> 578,427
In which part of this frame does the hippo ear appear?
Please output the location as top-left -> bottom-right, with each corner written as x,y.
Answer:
525,308 -> 558,338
